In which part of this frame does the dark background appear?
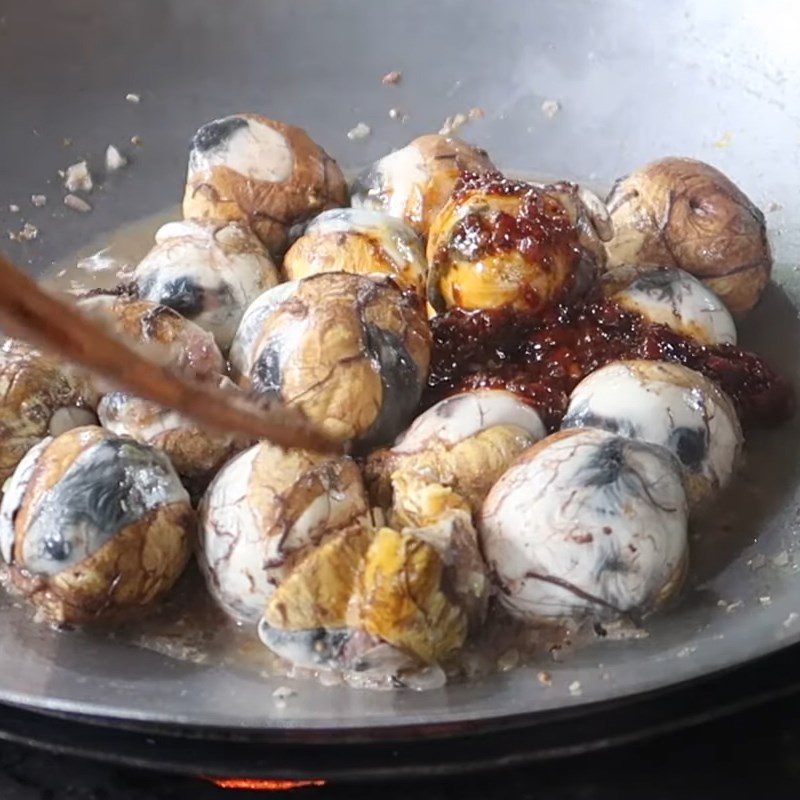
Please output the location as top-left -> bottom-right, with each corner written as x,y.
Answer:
3,695 -> 800,800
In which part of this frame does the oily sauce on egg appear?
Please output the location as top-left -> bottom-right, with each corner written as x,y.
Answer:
427,293 -> 794,431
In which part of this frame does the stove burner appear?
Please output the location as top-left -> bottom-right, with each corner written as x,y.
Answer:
207,778 -> 326,791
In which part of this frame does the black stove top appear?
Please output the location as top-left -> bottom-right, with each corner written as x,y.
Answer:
3,693 -> 800,800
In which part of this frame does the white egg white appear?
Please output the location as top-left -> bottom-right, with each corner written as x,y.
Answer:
562,360 -> 742,507
479,428 -> 689,621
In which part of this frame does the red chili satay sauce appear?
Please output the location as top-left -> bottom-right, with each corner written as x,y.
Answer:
427,293 -> 794,430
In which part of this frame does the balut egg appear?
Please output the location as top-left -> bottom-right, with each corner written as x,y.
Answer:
283,208 -> 427,296
601,265 -> 736,346
198,441 -> 369,622
0,426 -> 193,625
351,133 -> 495,238
0,344 -> 99,484
76,292 -> 225,379
365,389 -> 547,521
479,428 -> 689,622
260,525 -> 467,675
97,379 -> 251,489
426,172 -> 612,313
229,273 -> 431,448
182,113 -> 348,255
132,219 -> 280,351
604,157 -> 771,314
561,360 -> 743,508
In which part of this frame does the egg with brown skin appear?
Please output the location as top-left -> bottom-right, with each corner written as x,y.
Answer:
76,292 -> 225,380
0,426 -> 193,626
182,114 -> 348,256
97,378 -> 252,491
350,134 -> 495,238
0,343 -> 99,484
198,441 -> 369,622
426,172 -> 611,314
229,273 -> 431,449
259,525 -> 468,679
604,157 -> 771,314
561,360 -> 743,509
284,208 -> 427,296
132,219 -> 280,352
479,428 -> 689,623
365,389 -> 547,520
601,265 -> 737,346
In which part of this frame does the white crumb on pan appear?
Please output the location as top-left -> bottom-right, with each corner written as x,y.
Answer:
381,70 -> 402,85
541,99 -> 561,119
347,122 -> 371,141
64,161 -> 93,192
8,222 -> 38,242
439,107 -> 484,135
64,193 -> 92,213
125,93 -> 141,103
30,194 -> 46,208
105,145 -> 127,171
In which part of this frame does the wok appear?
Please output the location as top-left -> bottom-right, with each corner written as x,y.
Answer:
0,0 -> 799,774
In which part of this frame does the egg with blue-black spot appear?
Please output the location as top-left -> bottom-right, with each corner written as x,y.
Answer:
479,428 -> 689,622
229,272 -> 431,449
562,360 -> 743,509
0,426 -> 193,626
182,113 -> 348,256
132,219 -> 280,352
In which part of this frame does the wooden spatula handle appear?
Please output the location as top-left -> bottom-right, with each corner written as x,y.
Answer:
0,252 -> 340,454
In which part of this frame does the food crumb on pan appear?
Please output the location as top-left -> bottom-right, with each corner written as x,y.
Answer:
713,131 -> 733,149
382,70 -> 402,85
439,112 -> 468,135
772,550 -> 791,568
759,596 -> 772,606
130,134 -> 143,146
438,105 -> 485,133
568,680 -> 582,696
346,122 -> 371,140
748,553 -> 767,570
8,203 -> 19,213
541,99 -> 561,119
8,222 -> 38,242
105,144 -> 127,171
30,194 -> 46,208
388,107 -> 409,123
63,193 -> 92,213
64,160 -> 93,193
272,686 -> 297,704
496,648 -> 520,672
125,92 -> 141,104
537,670 -> 552,686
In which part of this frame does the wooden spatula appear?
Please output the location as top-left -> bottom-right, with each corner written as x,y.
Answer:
0,252 -> 340,454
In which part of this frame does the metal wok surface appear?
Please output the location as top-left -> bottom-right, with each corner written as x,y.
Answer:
0,0 -> 799,737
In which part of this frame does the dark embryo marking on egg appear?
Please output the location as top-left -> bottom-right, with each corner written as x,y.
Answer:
359,324 -> 421,449
669,426 -> 707,471
192,116 -> 249,153
23,439 -> 179,574
581,437 -> 678,513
